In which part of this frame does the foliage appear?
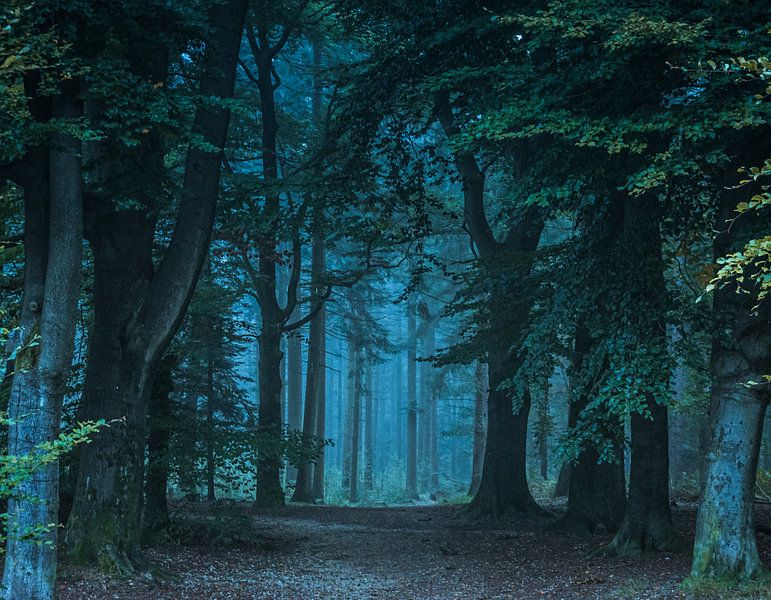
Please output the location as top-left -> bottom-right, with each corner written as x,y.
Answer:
0,415 -> 104,550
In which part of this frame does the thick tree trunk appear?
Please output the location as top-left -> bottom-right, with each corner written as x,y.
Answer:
437,98 -> 545,517
3,84 -> 82,600
144,355 -> 175,535
691,164 -> 771,579
607,196 -> 674,554
469,361 -> 488,496
608,403 -> 674,554
467,351 -> 542,517
255,323 -> 285,508
406,298 -> 418,499
64,211 -> 155,570
691,380 -> 768,578
64,0 -> 246,571
558,325 -> 626,535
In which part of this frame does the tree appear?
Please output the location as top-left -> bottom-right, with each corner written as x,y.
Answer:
64,0 -> 248,571
2,77 -> 83,599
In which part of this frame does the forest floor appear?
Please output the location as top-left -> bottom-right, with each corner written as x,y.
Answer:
57,499 -> 771,600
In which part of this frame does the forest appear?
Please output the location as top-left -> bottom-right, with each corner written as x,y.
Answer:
0,0 -> 769,598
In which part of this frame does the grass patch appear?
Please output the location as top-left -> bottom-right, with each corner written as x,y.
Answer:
680,574 -> 771,599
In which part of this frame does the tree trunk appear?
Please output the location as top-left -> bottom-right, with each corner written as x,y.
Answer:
3,83 -> 82,600
607,195 -> 674,554
364,356 -> 374,491
312,294 -> 327,501
691,379 -> 768,579
206,354 -> 216,503
294,230 -> 325,503
467,350 -> 542,517
469,361 -> 488,496
342,339 -> 354,489
64,0 -> 246,571
558,325 -> 626,535
285,327 -> 302,484
349,348 -> 362,503
406,298 -> 418,499
430,370 -> 441,491
691,165 -> 771,580
608,403 -> 673,554
538,385 -> 550,481
255,322 -> 285,508
144,354 -> 175,535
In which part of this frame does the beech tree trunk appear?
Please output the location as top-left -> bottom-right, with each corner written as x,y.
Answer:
255,321 -> 285,507
349,348 -> 362,503
206,354 -> 216,503
3,82 -> 82,600
342,339 -> 354,489
691,164 -> 771,580
285,327 -> 302,484
406,298 -> 418,499
64,0 -> 247,571
144,354 -> 175,535
294,230 -> 326,503
364,357 -> 374,491
608,196 -> 674,555
468,349 -> 542,516
469,361 -> 488,496
559,325 -> 626,535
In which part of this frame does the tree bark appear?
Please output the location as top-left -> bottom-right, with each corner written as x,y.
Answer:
285,326 -> 302,484
342,339 -> 354,489
144,354 -> 175,534
469,361 -> 488,496
206,353 -> 216,503
467,349 -> 542,517
294,230 -> 326,503
255,321 -> 285,507
558,325 -> 626,535
364,356 -> 374,491
607,196 -> 674,555
64,0 -> 247,570
3,82 -> 82,600
406,297 -> 418,499
691,164 -> 771,580
349,347 -> 362,503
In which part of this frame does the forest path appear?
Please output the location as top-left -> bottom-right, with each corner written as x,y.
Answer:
58,503 -> 765,599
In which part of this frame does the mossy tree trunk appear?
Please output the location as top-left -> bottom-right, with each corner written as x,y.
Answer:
691,163 -> 771,580
64,0 -> 247,572
3,81 -> 82,600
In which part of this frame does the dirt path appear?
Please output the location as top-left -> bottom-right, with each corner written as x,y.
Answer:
58,503 -> 771,599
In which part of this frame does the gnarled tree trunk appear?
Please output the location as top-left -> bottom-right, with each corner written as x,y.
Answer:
64,0 -> 247,571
